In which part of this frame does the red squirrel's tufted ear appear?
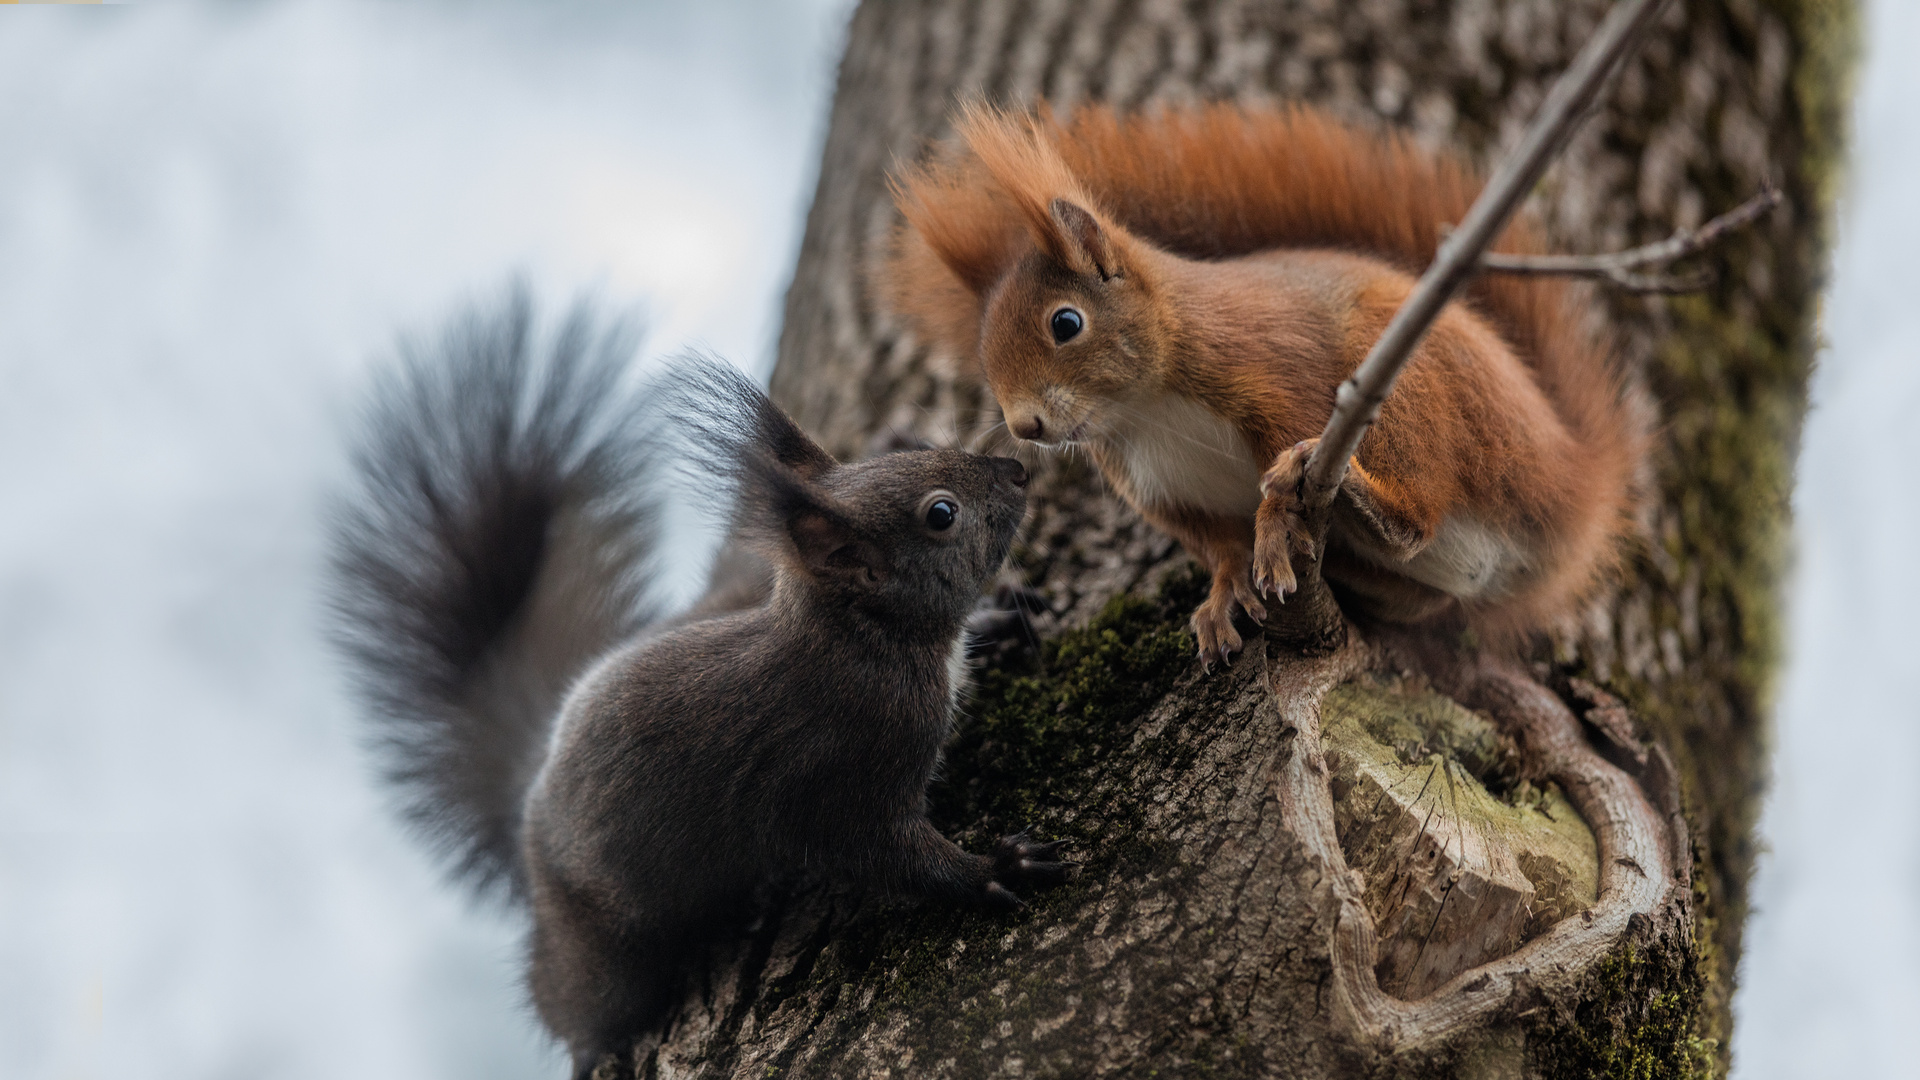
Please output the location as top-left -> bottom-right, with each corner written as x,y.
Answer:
1046,199 -> 1123,281
939,103 -> 1134,288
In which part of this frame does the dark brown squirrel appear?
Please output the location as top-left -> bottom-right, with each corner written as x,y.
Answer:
327,294 -> 1065,1077
887,103 -> 1645,661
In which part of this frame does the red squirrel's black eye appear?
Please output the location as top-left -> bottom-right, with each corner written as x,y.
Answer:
924,499 -> 958,531
1049,306 -> 1084,344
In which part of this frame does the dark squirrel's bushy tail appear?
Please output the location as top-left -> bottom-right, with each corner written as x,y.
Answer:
329,289 -> 660,900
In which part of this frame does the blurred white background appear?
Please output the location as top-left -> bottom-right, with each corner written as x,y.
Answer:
0,2 -> 1910,1078
0,3 -> 850,1077
1732,0 -> 1920,1074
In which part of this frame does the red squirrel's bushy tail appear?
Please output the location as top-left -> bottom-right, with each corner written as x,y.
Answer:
328,290 -> 661,899
889,103 -> 1643,631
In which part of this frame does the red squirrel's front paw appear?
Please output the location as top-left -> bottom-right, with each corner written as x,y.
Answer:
1259,438 -> 1319,501
1191,587 -> 1257,665
1228,572 -> 1268,625
1251,522 -> 1300,600
1254,439 -> 1317,597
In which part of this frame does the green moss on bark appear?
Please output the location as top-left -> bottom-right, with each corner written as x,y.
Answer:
1526,934 -> 1713,1080
729,573 -> 1217,1074
1559,4 -> 1859,1069
929,568 -> 1205,845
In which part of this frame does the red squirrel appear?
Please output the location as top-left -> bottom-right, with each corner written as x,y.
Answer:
328,296 -> 1063,1077
887,103 -> 1642,660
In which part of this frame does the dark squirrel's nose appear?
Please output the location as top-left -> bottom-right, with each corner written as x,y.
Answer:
1009,415 -> 1045,441
995,457 -> 1028,488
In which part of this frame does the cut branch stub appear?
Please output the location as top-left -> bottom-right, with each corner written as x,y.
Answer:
1322,677 -> 1601,1000
1268,632 -> 1682,1050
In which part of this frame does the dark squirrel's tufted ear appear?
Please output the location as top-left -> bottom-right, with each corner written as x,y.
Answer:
782,500 -> 884,584
655,354 -> 889,583
746,386 -> 838,482
741,444 -> 886,584
1046,198 -> 1123,282
711,430 -> 885,584
659,352 -> 840,482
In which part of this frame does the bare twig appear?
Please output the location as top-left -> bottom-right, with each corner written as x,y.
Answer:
1476,184 -> 1784,293
1299,0 -> 1673,525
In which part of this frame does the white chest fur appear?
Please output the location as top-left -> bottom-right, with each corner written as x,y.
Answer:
1404,516 -> 1526,600
1101,393 -> 1264,518
945,633 -> 972,714
1339,512 -> 1528,601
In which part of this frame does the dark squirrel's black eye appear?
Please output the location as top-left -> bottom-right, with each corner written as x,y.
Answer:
925,499 -> 958,531
1049,306 -> 1084,344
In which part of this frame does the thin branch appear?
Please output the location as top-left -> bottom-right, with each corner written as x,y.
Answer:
1477,184 -> 1783,293
1299,0 -> 1674,521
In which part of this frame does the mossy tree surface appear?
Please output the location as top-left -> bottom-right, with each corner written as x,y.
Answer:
642,0 -> 1853,1076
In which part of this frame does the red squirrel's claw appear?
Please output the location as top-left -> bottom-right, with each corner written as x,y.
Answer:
1253,568 -> 1291,602
1251,528 -> 1301,603
1190,582 -> 1249,664
1254,440 -> 1314,601
1233,578 -> 1268,624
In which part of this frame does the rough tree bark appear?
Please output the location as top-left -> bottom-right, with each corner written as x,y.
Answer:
638,1 -> 1852,1076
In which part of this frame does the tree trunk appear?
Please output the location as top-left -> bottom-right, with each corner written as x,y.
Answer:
643,1 -> 1851,1075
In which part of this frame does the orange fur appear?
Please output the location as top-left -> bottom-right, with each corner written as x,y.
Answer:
885,102 -> 1642,657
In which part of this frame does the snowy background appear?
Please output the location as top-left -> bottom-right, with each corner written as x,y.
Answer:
0,2 -> 1910,1077
0,3 -> 850,1077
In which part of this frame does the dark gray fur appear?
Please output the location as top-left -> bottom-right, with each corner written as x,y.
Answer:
328,297 -> 1063,1076
329,291 -> 659,898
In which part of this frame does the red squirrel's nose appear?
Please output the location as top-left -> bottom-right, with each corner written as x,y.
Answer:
1010,415 -> 1045,441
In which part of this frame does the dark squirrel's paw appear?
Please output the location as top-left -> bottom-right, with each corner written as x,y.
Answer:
965,583 -> 1049,649
985,832 -> 1072,905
